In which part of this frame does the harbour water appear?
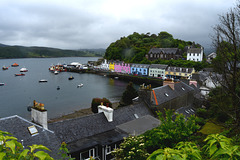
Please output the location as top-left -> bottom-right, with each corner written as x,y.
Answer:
0,57 -> 136,120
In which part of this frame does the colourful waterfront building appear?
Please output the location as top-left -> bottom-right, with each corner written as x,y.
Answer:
109,60 -> 115,71
131,64 -> 150,76
165,66 -> 195,79
148,64 -> 168,79
114,61 -> 131,74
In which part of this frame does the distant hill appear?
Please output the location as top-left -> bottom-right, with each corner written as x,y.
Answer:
0,44 -> 105,58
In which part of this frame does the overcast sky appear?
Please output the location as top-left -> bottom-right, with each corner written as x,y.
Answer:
0,0 -> 236,50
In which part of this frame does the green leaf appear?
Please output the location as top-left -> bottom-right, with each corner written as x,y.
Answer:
0,152 -> 6,160
30,144 -> 51,153
34,151 -> 53,160
18,149 -> 30,160
5,140 -> 16,154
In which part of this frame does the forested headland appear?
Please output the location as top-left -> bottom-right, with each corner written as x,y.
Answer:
0,44 -> 105,58
104,31 -> 209,71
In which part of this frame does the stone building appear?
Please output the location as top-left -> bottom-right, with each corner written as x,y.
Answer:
146,48 -> 183,61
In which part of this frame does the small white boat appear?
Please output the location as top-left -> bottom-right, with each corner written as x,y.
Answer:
77,84 -> 83,87
0,83 -> 4,86
54,70 -> 59,75
20,68 -> 28,72
39,79 -> 48,83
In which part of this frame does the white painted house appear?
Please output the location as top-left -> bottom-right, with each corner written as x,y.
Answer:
100,59 -> 109,70
187,47 -> 204,62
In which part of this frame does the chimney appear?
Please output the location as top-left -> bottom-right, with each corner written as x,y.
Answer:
31,100 -> 48,129
189,80 -> 198,87
98,105 -> 113,122
163,80 -> 175,90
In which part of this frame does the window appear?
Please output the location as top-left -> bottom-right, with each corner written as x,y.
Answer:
150,54 -> 153,58
106,146 -> 111,154
80,149 -> 95,160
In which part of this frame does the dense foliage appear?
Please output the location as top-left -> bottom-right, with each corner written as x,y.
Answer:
91,97 -> 112,113
112,110 -> 200,159
0,45 -> 104,58
104,31 -> 193,62
148,134 -> 240,160
144,110 -> 200,153
0,130 -> 74,160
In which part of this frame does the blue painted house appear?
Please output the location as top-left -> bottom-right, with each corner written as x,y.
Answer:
131,64 -> 150,76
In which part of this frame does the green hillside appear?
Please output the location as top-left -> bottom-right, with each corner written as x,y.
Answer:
0,45 -> 105,58
104,31 -> 195,63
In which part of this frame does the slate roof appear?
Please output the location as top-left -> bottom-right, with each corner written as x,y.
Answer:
149,64 -> 168,70
131,64 -> 150,68
116,115 -> 160,136
166,66 -> 194,73
151,82 -> 194,105
67,129 -> 127,152
187,48 -> 202,53
0,115 -> 61,159
48,102 -> 153,144
148,48 -> 179,54
175,106 -> 196,118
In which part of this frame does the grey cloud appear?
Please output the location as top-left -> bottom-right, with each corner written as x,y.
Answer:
0,0 -> 237,49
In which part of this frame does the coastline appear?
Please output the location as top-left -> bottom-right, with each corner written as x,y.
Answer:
48,102 -> 120,123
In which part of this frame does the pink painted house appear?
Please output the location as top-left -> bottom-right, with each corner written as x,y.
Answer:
114,61 -> 131,74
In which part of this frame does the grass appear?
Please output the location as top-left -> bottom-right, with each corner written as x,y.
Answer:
199,121 -> 225,135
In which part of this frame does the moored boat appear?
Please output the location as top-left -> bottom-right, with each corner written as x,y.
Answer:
2,66 -> 8,70
68,76 -> 74,80
54,70 -> 59,75
39,79 -> 48,83
0,83 -> 4,86
15,73 -> 25,76
20,68 -> 28,72
11,63 -> 19,67
77,84 -> 83,87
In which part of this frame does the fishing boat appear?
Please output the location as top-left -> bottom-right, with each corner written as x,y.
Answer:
11,63 -> 19,67
77,84 -> 83,87
68,76 -> 74,80
39,79 -> 48,83
2,66 -> 8,70
0,83 -> 4,86
15,73 -> 25,76
20,68 -> 28,72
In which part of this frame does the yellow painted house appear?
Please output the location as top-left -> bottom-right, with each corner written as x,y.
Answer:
165,66 -> 195,79
109,61 -> 115,71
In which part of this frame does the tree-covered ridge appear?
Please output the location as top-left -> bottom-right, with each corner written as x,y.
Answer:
0,45 -> 105,58
104,31 -> 194,63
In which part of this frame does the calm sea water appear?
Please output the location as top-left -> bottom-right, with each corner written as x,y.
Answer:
0,57 -> 135,120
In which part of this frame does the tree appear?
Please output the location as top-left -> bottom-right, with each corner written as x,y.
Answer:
91,98 -> 112,113
120,82 -> 138,106
144,110 -> 200,153
211,2 -> 240,126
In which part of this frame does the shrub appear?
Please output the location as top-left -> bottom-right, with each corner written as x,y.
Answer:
91,98 -> 112,113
